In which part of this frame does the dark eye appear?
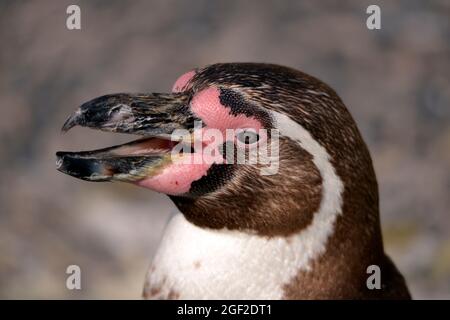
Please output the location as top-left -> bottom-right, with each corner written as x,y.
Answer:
236,130 -> 260,145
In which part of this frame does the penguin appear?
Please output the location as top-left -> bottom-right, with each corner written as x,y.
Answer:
56,63 -> 411,299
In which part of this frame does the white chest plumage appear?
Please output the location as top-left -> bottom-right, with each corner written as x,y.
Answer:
144,110 -> 344,299
144,212 -> 316,299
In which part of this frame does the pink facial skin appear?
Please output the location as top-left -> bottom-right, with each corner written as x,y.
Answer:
135,154 -> 214,195
136,71 -> 264,196
172,70 -> 196,93
190,87 -> 263,132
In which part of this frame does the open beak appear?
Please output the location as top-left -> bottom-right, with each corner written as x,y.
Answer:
56,92 -> 198,182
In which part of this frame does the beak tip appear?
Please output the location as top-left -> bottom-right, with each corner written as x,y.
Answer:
55,152 -> 66,171
55,151 -> 112,182
61,110 -> 83,133
61,119 -> 75,133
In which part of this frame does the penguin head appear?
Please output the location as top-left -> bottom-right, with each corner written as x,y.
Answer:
57,63 -> 377,236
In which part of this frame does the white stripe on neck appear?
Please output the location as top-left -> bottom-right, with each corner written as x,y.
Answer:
145,110 -> 344,299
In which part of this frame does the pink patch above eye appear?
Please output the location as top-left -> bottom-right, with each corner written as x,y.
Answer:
172,70 -> 196,93
190,87 -> 263,131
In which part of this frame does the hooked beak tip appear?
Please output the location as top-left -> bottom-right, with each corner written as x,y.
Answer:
61,112 -> 79,133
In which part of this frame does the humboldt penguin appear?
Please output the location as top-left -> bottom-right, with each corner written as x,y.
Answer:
56,63 -> 411,299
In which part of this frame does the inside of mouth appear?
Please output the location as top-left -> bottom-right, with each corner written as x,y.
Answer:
110,137 -> 174,155
109,137 -> 193,156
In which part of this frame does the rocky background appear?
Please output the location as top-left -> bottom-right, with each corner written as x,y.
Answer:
0,0 -> 449,299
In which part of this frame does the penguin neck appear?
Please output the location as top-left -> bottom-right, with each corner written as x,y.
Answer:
145,186 -> 384,299
145,189 -> 364,300
146,210 -> 337,299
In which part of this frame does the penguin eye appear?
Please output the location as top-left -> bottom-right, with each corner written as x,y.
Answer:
236,129 -> 260,145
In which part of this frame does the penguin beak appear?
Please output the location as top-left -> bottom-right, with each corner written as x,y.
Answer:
56,93 -> 197,182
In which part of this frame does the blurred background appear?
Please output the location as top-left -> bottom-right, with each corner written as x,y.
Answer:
0,0 -> 449,299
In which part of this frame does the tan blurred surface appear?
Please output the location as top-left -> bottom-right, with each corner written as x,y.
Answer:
0,0 -> 449,299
